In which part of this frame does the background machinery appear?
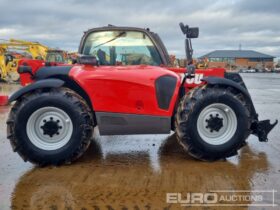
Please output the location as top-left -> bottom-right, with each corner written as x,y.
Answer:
0,39 -> 68,82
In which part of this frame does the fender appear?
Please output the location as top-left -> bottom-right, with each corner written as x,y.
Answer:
34,66 -> 72,80
9,79 -> 65,103
202,76 -> 255,116
202,76 -> 250,98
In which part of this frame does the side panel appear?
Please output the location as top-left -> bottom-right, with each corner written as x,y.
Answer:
155,75 -> 177,110
96,112 -> 170,135
168,67 -> 225,88
70,65 -> 181,117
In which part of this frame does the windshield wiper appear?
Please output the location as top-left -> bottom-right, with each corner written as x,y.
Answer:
92,31 -> 126,49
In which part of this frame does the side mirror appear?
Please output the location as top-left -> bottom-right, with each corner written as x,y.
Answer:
78,55 -> 98,66
71,58 -> 77,64
187,27 -> 199,38
179,22 -> 199,38
179,22 -> 187,34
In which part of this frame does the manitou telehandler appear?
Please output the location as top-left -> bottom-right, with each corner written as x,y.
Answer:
7,23 -> 277,165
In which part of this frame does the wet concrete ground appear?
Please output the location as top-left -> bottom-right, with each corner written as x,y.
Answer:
0,73 -> 279,210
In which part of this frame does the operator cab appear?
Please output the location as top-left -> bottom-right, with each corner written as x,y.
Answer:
46,50 -> 66,63
78,26 -> 171,66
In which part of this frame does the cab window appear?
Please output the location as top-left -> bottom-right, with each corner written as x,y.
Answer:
46,53 -> 65,63
82,31 -> 162,66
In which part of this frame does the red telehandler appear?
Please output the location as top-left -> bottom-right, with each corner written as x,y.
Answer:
7,23 -> 277,165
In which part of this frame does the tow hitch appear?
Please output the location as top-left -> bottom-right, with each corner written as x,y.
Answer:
251,119 -> 278,142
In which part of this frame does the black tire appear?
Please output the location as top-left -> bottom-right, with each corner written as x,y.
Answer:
175,85 -> 251,161
7,88 -> 94,166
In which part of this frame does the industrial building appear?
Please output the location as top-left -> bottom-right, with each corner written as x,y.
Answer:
200,50 -> 275,71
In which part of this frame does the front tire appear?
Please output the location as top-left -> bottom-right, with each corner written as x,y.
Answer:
176,85 -> 251,161
7,88 -> 94,165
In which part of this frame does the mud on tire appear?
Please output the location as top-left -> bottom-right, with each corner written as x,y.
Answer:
176,85 -> 251,161
7,88 -> 94,166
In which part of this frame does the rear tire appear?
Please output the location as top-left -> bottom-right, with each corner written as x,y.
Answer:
175,85 -> 251,161
7,88 -> 94,165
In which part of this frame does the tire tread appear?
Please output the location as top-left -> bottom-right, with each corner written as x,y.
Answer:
175,85 -> 251,161
7,87 -> 94,166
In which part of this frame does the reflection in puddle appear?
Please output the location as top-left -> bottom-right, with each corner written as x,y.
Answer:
11,133 -> 272,210
94,128 -> 168,172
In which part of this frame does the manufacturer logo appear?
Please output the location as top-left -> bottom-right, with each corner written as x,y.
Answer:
181,73 -> 204,84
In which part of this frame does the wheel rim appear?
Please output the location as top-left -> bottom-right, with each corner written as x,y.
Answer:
26,107 -> 73,150
196,103 -> 237,145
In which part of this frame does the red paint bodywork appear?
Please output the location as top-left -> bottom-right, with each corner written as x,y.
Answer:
69,65 -> 181,116
18,60 -> 225,117
18,59 -> 45,86
18,59 -> 70,86
0,95 -> 8,106
69,65 -> 225,117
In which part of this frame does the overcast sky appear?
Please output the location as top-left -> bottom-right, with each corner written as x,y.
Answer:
0,0 -> 279,58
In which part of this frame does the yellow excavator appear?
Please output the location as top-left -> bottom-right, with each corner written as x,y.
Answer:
195,58 -> 209,69
0,46 -> 22,82
0,39 -> 68,82
10,39 -> 69,62
9,39 -> 49,59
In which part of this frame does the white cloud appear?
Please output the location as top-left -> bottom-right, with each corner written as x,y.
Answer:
0,0 -> 279,57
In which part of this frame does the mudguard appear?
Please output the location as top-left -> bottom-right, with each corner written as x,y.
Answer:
34,66 -> 72,80
202,76 -> 256,118
202,76 -> 257,119
8,78 -> 65,103
202,76 -> 250,98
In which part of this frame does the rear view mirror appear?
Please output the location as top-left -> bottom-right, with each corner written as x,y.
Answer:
78,55 -> 98,66
71,58 -> 77,64
187,27 -> 199,38
179,22 -> 199,38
